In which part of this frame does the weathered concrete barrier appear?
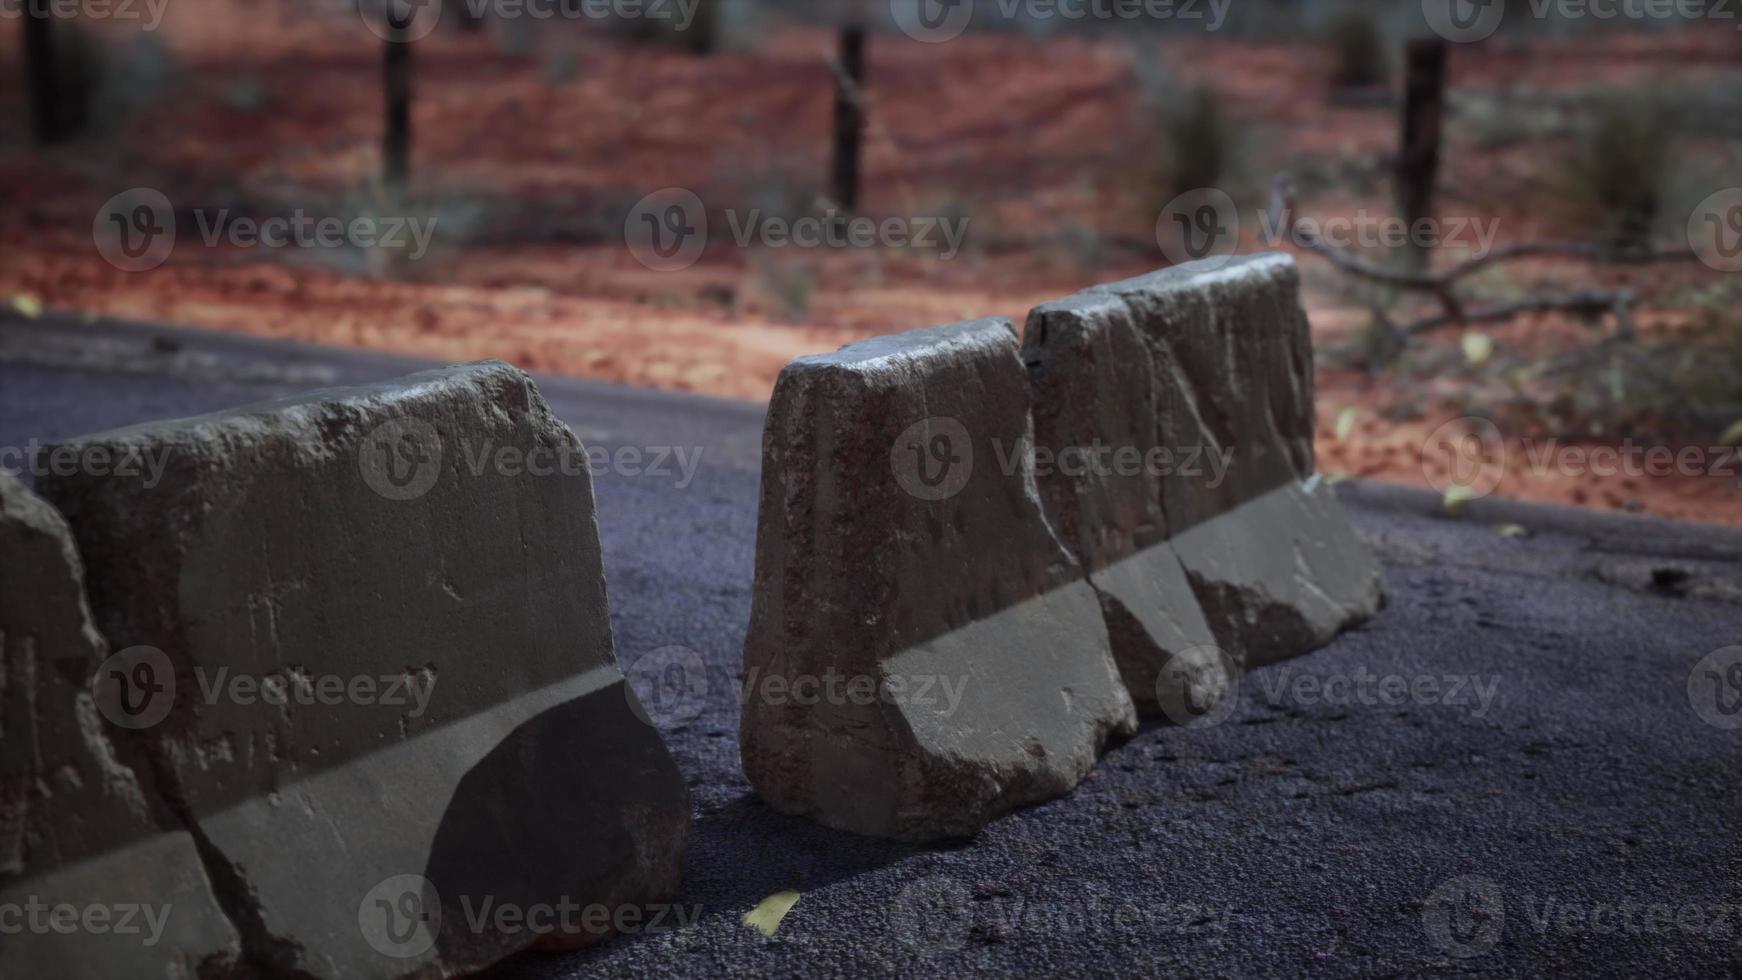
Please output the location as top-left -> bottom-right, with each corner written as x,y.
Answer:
1024,254 -> 1384,692
744,257 -> 1383,838
741,320 -> 1138,841
20,362 -> 689,978
0,472 -> 242,978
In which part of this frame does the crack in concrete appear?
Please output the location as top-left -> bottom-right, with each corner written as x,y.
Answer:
142,737 -> 318,980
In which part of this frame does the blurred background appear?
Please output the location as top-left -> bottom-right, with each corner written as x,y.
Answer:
1,0 -> 1738,521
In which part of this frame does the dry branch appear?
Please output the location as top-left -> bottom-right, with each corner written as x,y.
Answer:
1267,175 -> 1698,350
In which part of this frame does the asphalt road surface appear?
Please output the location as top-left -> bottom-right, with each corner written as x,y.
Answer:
3,312 -> 1740,978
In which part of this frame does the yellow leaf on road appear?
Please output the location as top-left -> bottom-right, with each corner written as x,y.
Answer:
11,295 -> 42,319
1720,419 -> 1742,447
1443,484 -> 1477,518
1334,406 -> 1359,442
1462,331 -> 1493,366
742,890 -> 800,937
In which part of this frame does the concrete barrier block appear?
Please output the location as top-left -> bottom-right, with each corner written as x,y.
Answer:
35,362 -> 689,978
1171,474 -> 1385,667
1023,287 -> 1227,717
742,319 -> 1138,841
1024,253 -> 1383,687
0,472 -> 242,979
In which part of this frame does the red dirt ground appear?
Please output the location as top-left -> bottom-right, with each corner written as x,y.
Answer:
0,10 -> 1737,524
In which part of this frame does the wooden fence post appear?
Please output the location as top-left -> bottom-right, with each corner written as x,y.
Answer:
1396,37 -> 1448,268
383,30 -> 413,188
831,20 -> 867,212
25,6 -> 66,144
